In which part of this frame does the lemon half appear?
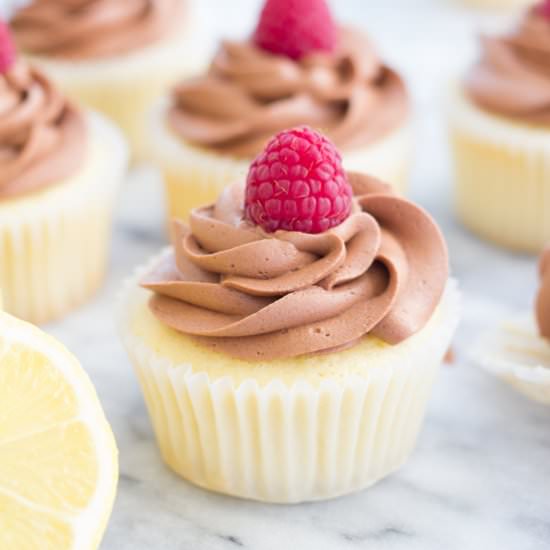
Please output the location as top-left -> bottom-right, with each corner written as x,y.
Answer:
0,312 -> 118,549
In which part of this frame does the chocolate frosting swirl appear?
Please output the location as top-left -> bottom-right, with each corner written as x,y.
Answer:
12,0 -> 185,60
536,248 -> 550,340
169,28 -> 409,158
0,61 -> 86,199
465,8 -> 550,124
141,174 -> 448,361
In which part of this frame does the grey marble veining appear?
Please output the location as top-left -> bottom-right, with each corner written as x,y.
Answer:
43,1 -> 550,549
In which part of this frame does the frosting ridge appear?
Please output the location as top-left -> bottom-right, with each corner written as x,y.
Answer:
141,174 -> 448,360
169,27 -> 409,158
465,8 -> 550,124
0,61 -> 86,199
12,0 -> 185,60
536,248 -> 550,339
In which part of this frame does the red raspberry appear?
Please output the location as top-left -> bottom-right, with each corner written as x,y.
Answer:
0,20 -> 16,74
253,0 -> 337,61
245,127 -> 353,234
536,0 -> 550,18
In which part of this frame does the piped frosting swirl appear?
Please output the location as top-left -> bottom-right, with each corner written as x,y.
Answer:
12,0 -> 185,60
169,28 -> 409,158
0,61 -> 86,199
536,248 -> 550,340
141,174 -> 448,361
465,8 -> 550,124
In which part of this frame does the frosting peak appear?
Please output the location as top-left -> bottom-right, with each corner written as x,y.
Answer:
12,0 -> 185,60
0,61 -> 86,199
465,8 -> 550,124
169,27 -> 409,158
141,174 -> 448,361
536,248 -> 550,339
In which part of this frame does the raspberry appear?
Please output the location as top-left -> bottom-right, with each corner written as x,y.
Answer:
253,0 -> 337,60
0,20 -> 16,74
245,127 -> 353,234
536,0 -> 550,18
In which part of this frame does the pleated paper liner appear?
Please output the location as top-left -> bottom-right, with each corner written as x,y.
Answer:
0,112 -> 128,324
147,99 -> 412,222
474,315 -> 550,406
449,86 -> 550,253
117,254 -> 460,503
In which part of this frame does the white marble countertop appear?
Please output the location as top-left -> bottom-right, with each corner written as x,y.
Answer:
45,1 -> 550,548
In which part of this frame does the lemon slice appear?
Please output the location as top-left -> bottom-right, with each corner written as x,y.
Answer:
0,312 -> 118,549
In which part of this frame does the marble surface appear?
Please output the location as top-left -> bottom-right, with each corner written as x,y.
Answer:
44,1 -> 550,549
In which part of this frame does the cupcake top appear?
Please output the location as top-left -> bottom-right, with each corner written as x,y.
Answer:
12,0 -> 186,60
0,21 -> 86,199
536,248 -> 550,339
141,127 -> 448,361
168,0 -> 409,158
465,2 -> 550,124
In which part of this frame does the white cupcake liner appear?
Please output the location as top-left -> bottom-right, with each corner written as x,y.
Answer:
117,255 -> 460,503
0,112 -> 128,323
474,316 -> 550,405
449,86 -> 550,253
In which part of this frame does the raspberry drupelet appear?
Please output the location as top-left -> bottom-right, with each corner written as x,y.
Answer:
244,127 -> 353,234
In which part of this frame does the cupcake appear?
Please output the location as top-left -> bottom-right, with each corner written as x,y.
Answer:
147,0 -> 411,222
460,0 -> 536,10
449,0 -> 550,253
11,0 -> 207,158
118,127 -> 459,503
475,248 -> 550,405
0,22 -> 127,323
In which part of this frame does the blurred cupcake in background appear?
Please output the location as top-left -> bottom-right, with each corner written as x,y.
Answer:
11,0 -> 208,159
0,21 -> 127,323
146,0 -> 411,222
474,248 -> 550,405
118,126 -> 458,503
460,0 -> 535,11
449,1 -> 550,252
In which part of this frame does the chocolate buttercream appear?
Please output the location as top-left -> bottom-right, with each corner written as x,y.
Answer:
0,61 -> 86,199
12,0 -> 185,60
465,8 -> 550,124
141,173 -> 448,361
169,27 -> 409,158
536,248 -> 550,339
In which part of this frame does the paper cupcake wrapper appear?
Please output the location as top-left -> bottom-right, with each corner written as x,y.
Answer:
449,87 -> 550,253
28,1 -> 210,160
147,100 -> 412,222
117,257 -> 459,503
0,112 -> 128,324
474,316 -> 550,406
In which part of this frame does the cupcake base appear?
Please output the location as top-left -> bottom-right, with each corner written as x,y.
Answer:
118,256 -> 459,503
0,112 -> 128,324
147,100 -> 412,222
449,87 -> 550,253
26,3 -> 209,161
